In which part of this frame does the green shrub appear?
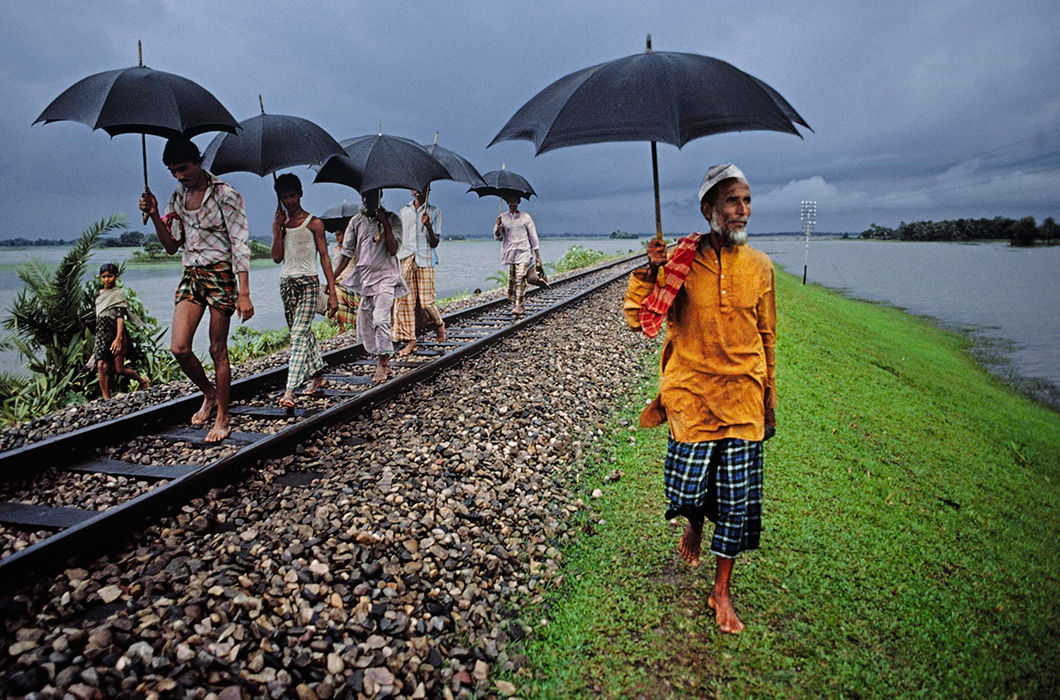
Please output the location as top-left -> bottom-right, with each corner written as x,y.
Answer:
552,245 -> 616,274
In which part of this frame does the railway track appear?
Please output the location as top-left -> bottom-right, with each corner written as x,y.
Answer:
0,252 -> 645,589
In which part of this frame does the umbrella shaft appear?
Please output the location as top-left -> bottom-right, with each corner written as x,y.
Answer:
651,141 -> 662,239
141,134 -> 150,224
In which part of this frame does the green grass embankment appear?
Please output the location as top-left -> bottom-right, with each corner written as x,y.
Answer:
510,268 -> 1060,698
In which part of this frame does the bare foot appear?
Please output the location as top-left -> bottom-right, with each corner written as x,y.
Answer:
679,522 -> 703,567
371,356 -> 390,384
190,395 -> 217,426
278,392 -> 296,408
205,419 -> 231,443
707,592 -> 745,634
138,377 -> 150,391
512,304 -> 525,316
397,340 -> 416,357
435,323 -> 446,342
302,375 -> 326,395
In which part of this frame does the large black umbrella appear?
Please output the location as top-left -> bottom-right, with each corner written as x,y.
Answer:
489,36 -> 811,237
34,42 -> 238,197
314,133 -> 449,194
202,96 -> 343,177
470,168 -> 536,201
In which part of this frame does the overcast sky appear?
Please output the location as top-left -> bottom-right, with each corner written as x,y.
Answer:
2,0 -> 1058,241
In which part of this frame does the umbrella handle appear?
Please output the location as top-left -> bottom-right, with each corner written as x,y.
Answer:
651,141 -> 662,240
141,134 -> 150,224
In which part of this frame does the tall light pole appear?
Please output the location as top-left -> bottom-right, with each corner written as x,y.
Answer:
800,200 -> 817,285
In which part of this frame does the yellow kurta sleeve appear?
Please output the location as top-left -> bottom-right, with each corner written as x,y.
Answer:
623,267 -> 661,330
758,265 -> 778,408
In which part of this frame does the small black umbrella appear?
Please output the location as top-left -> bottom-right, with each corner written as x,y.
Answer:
314,133 -> 449,194
202,96 -> 343,178
470,168 -> 536,201
34,42 -> 238,198
320,201 -> 360,232
422,133 -> 487,190
489,35 -> 811,237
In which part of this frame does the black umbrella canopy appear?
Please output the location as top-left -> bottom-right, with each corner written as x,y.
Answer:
422,141 -> 487,189
314,134 -> 450,194
202,112 -> 344,177
470,169 -> 536,200
489,50 -> 810,154
34,65 -> 238,139
489,39 -> 811,237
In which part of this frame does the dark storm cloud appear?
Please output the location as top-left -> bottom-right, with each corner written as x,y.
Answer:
2,0 -> 1058,241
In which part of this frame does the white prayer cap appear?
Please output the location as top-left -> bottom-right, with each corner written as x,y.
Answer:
698,163 -> 747,203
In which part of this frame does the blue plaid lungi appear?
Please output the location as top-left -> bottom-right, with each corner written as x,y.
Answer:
664,437 -> 763,558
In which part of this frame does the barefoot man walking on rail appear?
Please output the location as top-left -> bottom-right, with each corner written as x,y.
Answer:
139,137 -> 254,443
624,164 -> 776,633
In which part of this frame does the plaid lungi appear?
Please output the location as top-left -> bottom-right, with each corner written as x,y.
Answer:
335,285 -> 358,326
507,262 -> 530,307
174,262 -> 237,315
393,256 -> 443,342
664,437 -> 763,558
280,275 -> 324,392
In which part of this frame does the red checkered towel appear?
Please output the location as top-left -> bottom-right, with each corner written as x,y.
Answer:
638,232 -> 704,338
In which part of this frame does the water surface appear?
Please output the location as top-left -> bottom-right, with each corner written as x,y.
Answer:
1,237 -> 1055,408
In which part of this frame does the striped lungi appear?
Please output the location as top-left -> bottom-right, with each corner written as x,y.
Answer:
335,285 -> 358,326
507,261 -> 530,307
393,256 -> 443,342
664,437 -> 763,558
280,275 -> 324,392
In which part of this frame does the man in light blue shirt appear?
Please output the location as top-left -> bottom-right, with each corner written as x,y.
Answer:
394,188 -> 446,355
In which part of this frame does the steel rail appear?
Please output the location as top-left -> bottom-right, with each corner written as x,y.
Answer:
0,252 -> 645,589
0,253 -> 641,479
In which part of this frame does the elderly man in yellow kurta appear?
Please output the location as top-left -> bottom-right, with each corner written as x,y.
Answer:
624,164 -> 776,634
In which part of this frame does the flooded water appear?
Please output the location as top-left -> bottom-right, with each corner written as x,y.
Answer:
759,237 -> 1060,404
0,237 -> 643,372
0,236 -> 1056,407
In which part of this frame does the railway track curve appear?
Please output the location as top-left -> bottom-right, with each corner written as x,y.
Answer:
0,252 -> 646,590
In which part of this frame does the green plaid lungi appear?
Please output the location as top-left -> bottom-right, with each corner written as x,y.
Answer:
280,275 -> 324,392
664,437 -> 763,558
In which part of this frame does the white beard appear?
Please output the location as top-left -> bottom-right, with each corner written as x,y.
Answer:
710,211 -> 748,246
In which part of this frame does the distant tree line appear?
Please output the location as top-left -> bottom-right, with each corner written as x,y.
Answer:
860,217 -> 1057,246
128,238 -> 272,263
0,237 -> 76,247
97,231 -> 146,247
0,231 -> 150,248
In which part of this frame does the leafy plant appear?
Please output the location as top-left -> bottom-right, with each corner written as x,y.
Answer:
552,245 -> 617,274
226,325 -> 291,365
486,269 -> 509,288
0,215 -> 179,423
